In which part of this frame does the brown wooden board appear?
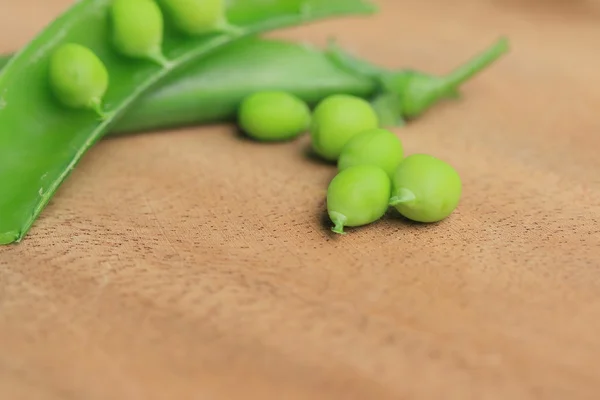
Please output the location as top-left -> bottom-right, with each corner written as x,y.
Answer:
1,0 -> 600,398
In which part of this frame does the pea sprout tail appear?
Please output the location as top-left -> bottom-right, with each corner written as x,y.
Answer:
329,211 -> 348,235
389,188 -> 417,207
444,36 -> 510,89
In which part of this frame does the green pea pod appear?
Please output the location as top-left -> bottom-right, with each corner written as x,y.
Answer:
0,36 -> 510,135
0,0 -> 377,245
112,36 -> 380,133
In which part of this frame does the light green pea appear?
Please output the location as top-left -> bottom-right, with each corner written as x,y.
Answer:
110,0 -> 169,67
310,94 -> 379,162
389,154 -> 462,223
238,91 -> 311,142
159,0 -> 237,36
326,164 -> 391,234
337,128 -> 404,178
48,43 -> 109,118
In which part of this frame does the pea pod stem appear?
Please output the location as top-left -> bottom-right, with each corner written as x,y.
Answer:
382,37 -> 510,119
0,0 -> 378,245
445,37 -> 509,89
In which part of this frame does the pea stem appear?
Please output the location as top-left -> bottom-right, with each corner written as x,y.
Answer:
148,49 -> 173,69
443,37 -> 509,89
389,188 -> 416,207
329,211 -> 348,235
89,98 -> 108,120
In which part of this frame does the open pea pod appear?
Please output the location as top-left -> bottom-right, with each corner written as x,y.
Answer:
0,0 -> 377,245
0,36 -> 509,136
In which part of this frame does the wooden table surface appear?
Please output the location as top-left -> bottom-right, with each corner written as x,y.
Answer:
2,0 -> 600,399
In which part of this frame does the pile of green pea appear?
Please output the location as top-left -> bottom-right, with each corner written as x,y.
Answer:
237,91 -> 462,234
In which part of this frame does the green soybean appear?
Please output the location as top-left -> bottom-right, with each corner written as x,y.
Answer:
326,164 -> 391,234
238,91 -> 311,142
159,0 -> 236,36
110,0 -> 169,67
389,154 -> 462,223
48,43 -> 109,118
337,128 -> 404,178
310,94 -> 379,162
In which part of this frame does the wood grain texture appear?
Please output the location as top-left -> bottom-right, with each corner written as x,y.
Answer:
2,0 -> 600,399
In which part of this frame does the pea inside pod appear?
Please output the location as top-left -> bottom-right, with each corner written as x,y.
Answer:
158,0 -> 238,36
389,154 -> 462,223
326,164 -> 391,234
110,0 -> 170,67
337,128 -> 404,178
310,94 -> 379,162
48,43 -> 109,118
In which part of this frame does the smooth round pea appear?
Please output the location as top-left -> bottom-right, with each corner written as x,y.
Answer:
310,94 -> 379,162
326,164 -> 391,234
238,91 -> 311,142
48,43 -> 109,115
110,0 -> 166,65
337,128 -> 404,178
159,0 -> 230,36
389,154 -> 462,223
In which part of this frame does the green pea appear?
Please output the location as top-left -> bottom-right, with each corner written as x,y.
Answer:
110,0 -> 169,67
389,154 -> 462,223
238,91 -> 311,142
159,0 -> 237,36
48,43 -> 109,118
326,164 -> 391,234
337,128 -> 404,178
310,94 -> 379,162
